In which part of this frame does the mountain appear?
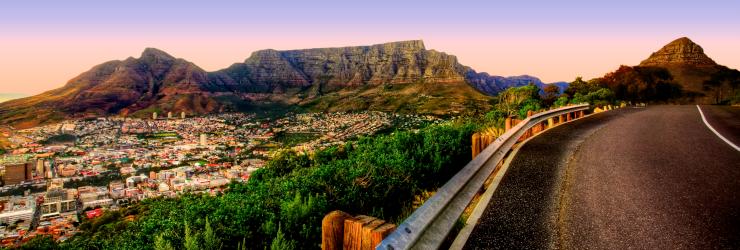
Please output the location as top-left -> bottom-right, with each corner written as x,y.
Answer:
637,37 -> 728,103
0,93 -> 29,103
0,41 -> 505,128
466,73 -> 568,95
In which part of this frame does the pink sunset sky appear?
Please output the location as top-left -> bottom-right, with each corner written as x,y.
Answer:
1,0 -> 739,95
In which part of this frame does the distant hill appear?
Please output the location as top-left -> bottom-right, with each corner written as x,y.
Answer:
0,93 -> 29,103
637,37 -> 728,103
466,73 -> 568,95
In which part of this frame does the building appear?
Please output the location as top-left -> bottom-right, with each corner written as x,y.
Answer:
3,162 -> 32,185
181,112 -> 186,119
150,171 -> 157,180
168,112 -> 173,119
153,112 -> 158,120
61,166 -> 76,177
41,180 -> 76,217
200,134 -> 208,146
0,196 -> 37,225
82,199 -> 113,209
36,159 -> 45,173
110,181 -> 125,199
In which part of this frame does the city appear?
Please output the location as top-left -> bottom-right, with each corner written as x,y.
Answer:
0,111 -> 441,246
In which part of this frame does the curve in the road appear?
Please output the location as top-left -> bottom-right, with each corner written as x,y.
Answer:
697,105 -> 740,151
462,105 -> 740,250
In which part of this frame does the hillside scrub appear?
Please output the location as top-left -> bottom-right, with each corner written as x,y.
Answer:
22,122 -> 478,250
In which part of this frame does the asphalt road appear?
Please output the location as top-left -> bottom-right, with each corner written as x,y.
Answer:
463,105 -> 740,249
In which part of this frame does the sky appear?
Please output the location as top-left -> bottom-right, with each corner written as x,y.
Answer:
1,0 -> 739,95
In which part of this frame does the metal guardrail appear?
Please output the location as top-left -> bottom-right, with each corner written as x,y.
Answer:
375,104 -> 590,250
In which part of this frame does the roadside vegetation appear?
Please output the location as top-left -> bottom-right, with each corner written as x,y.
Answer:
10,78 -> 656,250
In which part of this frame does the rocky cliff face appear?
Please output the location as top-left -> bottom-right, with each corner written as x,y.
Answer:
639,37 -> 717,66
219,40 -> 470,93
1,41 -> 504,128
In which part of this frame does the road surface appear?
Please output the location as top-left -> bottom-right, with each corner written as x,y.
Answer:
462,105 -> 740,249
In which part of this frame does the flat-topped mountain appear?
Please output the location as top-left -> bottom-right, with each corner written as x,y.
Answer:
1,41 -> 519,128
0,40 -> 571,128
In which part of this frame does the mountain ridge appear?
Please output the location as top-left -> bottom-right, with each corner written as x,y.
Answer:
0,40 -> 575,128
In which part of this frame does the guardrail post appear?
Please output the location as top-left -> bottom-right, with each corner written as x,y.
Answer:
505,117 -> 512,132
322,210 -> 352,250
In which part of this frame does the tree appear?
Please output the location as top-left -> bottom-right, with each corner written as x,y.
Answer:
495,83 -> 541,119
541,84 -> 561,107
710,66 -> 740,103
703,79 -> 722,104
543,84 -> 561,99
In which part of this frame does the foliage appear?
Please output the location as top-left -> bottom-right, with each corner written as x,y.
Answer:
553,97 -> 569,107
493,83 -> 542,119
598,65 -> 689,104
563,77 -> 604,97
29,122 -> 477,250
541,84 -> 561,107
569,88 -> 616,107
41,134 -> 76,145
704,66 -> 740,104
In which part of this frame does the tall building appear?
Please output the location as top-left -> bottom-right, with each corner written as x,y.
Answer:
3,162 -> 32,185
200,134 -> 208,146
36,159 -> 45,173
181,112 -> 186,119
153,112 -> 158,119
168,112 -> 173,119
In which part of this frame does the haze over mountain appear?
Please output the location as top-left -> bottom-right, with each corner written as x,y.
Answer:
0,93 -> 29,103
2,41 -> 564,128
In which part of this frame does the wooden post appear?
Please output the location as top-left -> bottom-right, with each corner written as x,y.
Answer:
472,133 -> 480,159
580,110 -> 584,117
344,216 -> 375,250
505,117 -> 512,132
323,211 -> 352,250
370,224 -> 396,249
361,220 -> 386,250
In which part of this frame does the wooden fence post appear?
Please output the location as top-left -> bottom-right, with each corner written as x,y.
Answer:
323,211 -> 352,250
361,220 -> 386,250
371,224 -> 396,249
318,213 -> 397,250
472,133 -> 481,159
344,216 -> 375,250
505,117 -> 512,132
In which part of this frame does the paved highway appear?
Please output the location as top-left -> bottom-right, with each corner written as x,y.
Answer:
462,105 -> 740,249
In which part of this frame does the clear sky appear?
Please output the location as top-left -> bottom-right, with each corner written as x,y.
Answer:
1,0 -> 739,95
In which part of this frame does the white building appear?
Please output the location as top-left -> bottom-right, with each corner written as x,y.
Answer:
153,112 -> 158,119
200,134 -> 208,146
82,199 -> 114,209
0,197 -> 37,225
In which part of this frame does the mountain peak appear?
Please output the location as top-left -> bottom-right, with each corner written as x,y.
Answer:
639,37 -> 717,66
141,47 -> 175,60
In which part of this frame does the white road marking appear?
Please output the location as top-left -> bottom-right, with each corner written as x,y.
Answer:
697,105 -> 740,152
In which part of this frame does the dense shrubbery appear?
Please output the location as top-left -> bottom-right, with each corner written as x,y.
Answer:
19,123 -> 477,250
